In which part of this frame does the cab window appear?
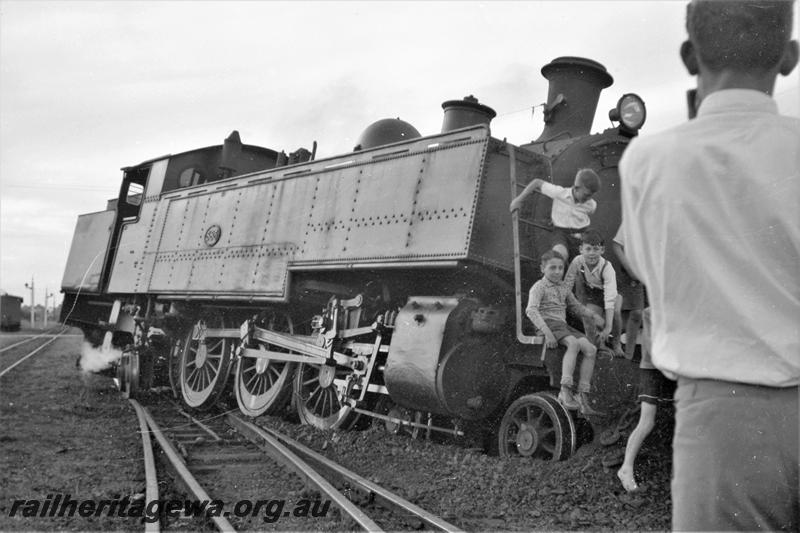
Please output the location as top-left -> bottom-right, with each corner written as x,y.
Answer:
119,167 -> 149,220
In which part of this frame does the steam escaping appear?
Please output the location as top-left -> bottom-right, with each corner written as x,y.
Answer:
79,341 -> 122,373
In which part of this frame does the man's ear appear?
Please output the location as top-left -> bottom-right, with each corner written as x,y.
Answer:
680,40 -> 699,75
779,40 -> 799,76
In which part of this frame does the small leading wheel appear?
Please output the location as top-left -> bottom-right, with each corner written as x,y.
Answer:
180,317 -> 234,410
293,361 -> 362,430
234,310 -> 296,417
497,392 -> 576,461
116,349 -> 140,399
115,350 -> 127,393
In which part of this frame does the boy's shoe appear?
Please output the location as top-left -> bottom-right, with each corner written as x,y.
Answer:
576,392 -> 606,416
557,389 -> 579,410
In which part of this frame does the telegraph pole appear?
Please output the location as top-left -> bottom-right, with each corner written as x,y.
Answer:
44,288 -> 54,328
24,277 -> 35,329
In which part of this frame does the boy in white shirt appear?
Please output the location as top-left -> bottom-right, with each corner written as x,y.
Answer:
509,168 -> 601,261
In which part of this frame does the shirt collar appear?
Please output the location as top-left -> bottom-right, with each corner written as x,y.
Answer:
542,277 -> 561,287
697,89 -> 778,117
582,256 -> 605,273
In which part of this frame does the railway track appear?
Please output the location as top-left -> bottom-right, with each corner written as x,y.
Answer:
131,395 -> 463,532
228,414 -> 464,532
0,326 -> 71,378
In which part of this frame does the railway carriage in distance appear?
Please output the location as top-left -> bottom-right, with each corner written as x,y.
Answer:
1,293 -> 23,331
61,57 -> 646,461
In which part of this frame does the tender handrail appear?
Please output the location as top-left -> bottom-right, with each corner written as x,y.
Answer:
508,145 -> 543,348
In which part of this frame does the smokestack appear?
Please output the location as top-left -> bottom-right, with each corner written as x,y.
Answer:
536,57 -> 613,142
441,95 -> 496,133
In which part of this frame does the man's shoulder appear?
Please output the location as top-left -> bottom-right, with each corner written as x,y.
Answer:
620,122 -> 701,181
624,124 -> 691,157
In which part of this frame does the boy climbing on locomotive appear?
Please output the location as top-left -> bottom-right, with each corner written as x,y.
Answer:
526,250 -> 605,416
509,168 -> 601,261
564,230 -> 625,359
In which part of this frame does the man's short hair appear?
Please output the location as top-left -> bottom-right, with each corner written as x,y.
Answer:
581,229 -> 605,246
541,250 -> 565,266
575,168 -> 600,193
687,0 -> 794,72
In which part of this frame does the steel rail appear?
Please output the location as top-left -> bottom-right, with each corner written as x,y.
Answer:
134,403 -> 236,532
0,329 -> 67,378
226,415 -> 383,532
128,399 -> 160,533
230,415 -> 464,533
175,406 -> 222,442
0,326 -> 68,354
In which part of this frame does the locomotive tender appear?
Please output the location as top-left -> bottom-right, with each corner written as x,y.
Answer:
61,57 -> 646,461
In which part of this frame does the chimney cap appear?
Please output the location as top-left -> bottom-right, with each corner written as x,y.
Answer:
541,56 -> 613,88
441,95 -> 497,119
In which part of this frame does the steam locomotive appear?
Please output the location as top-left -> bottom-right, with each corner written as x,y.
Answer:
61,56 -> 646,461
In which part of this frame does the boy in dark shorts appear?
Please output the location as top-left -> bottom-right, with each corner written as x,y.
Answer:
564,230 -> 624,358
510,168 -> 601,261
612,227 -> 644,360
526,250 -> 605,415
617,308 -> 676,492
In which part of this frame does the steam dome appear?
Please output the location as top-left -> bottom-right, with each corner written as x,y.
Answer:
354,118 -> 421,151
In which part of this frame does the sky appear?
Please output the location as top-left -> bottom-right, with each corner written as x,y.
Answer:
1,1 -> 798,309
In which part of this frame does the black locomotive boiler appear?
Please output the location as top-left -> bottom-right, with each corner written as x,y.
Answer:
61,57 -> 646,461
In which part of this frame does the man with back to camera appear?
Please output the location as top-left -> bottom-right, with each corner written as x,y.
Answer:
619,0 -> 799,530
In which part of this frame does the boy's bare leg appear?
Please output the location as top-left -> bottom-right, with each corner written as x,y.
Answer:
624,309 -> 643,360
560,336 -> 579,388
611,295 -> 625,358
575,339 -> 604,416
575,337 -> 597,393
583,303 -> 603,345
558,336 -> 580,408
618,401 -> 657,491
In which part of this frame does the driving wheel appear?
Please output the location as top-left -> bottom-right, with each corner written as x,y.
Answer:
497,392 -> 576,461
234,310 -> 296,417
293,361 -> 362,430
179,316 -> 234,410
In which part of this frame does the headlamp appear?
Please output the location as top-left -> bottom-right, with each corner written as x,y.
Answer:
609,93 -> 646,132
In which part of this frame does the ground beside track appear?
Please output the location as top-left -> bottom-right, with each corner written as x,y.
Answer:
0,328 -> 672,531
0,327 -> 144,531
255,409 -> 673,531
